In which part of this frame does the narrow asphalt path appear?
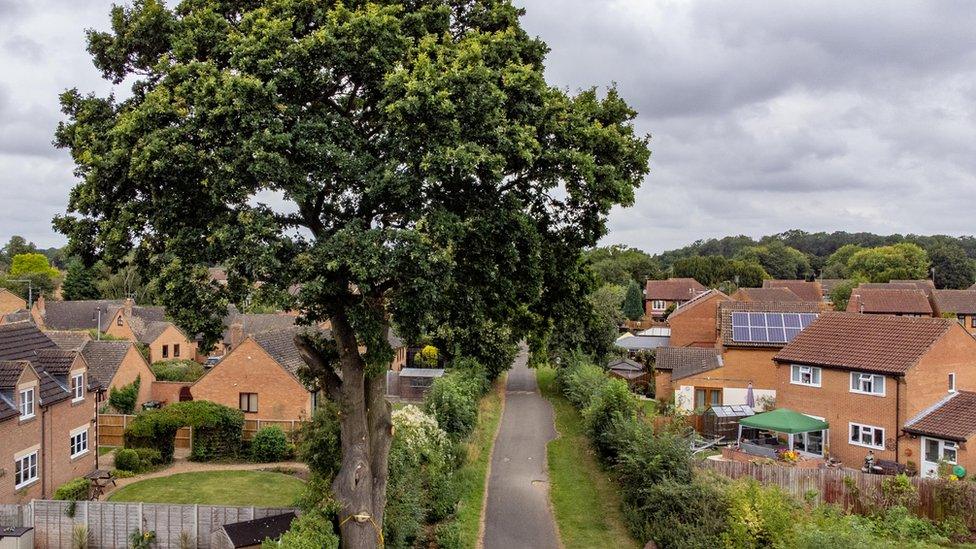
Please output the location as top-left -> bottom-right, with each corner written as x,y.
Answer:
482,348 -> 560,549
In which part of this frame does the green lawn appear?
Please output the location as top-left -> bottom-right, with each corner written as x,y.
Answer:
453,374 -> 506,547
536,367 -> 640,549
108,470 -> 304,507
98,446 -> 116,456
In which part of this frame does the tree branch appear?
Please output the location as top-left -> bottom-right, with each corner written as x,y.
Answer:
294,333 -> 343,402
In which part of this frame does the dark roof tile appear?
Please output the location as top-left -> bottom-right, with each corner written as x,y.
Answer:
645,278 -> 707,301
81,340 -> 139,388
655,346 -> 722,380
904,391 -> 976,441
931,290 -> 976,316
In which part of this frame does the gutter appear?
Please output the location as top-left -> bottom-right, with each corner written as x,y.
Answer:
40,403 -> 47,499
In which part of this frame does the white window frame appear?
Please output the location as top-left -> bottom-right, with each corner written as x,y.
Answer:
14,451 -> 38,490
71,373 -> 85,402
949,373 -> 957,393
850,372 -> 885,396
19,387 -> 35,420
790,365 -> 821,387
849,422 -> 885,450
69,426 -> 89,459
651,300 -> 666,310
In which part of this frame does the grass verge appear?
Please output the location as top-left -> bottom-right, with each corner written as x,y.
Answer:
453,373 -> 506,547
108,470 -> 304,507
537,366 -> 640,549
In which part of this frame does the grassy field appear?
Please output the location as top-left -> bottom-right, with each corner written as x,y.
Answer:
452,374 -> 506,547
536,367 -> 640,549
108,470 -> 304,507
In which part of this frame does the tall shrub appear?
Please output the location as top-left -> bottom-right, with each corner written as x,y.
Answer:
424,374 -> 478,440
124,410 -> 181,462
581,377 -> 639,463
109,376 -> 140,414
167,401 -> 244,461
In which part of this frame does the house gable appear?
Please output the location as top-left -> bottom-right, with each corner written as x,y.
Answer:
0,289 -> 26,316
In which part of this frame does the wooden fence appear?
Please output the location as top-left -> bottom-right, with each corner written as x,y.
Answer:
2,500 -> 296,548
98,415 -> 303,448
699,459 -> 976,528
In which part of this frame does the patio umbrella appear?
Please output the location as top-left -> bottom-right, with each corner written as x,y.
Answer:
745,382 -> 755,408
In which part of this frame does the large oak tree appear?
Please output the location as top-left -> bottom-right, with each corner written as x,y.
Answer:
55,1 -> 649,546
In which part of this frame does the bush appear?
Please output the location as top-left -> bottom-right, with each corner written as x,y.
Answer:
262,510 -> 339,549
166,401 -> 244,461
424,374 -> 478,440
123,410 -> 182,463
560,360 -> 609,410
252,427 -> 290,462
133,448 -> 163,469
53,477 -> 90,501
624,479 -> 729,548
109,376 -> 141,415
581,377 -> 639,463
614,424 -> 693,490
150,360 -> 205,382
723,480 -> 799,548
298,404 -> 342,478
115,448 -> 141,472
434,520 -> 462,549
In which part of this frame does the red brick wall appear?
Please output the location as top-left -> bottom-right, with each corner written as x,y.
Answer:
107,345 -> 156,409
668,293 -> 726,348
151,381 -> 193,405
191,338 -> 312,421
0,289 -> 26,316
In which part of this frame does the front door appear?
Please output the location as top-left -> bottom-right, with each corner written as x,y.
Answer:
921,437 -> 958,478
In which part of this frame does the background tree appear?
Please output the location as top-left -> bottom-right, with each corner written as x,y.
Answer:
828,279 -> 862,311
55,1 -> 649,546
622,279 -> 644,321
586,245 -> 661,287
821,244 -> 862,279
670,255 -> 768,288
928,243 -> 975,289
62,257 -> 101,300
0,236 -> 37,267
847,243 -> 929,283
735,241 -> 811,280
2,253 -> 60,301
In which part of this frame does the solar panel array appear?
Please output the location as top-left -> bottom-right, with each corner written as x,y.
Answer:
731,312 -> 818,343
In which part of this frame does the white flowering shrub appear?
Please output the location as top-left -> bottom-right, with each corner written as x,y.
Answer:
392,405 -> 450,466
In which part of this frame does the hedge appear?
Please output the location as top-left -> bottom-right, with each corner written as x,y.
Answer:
252,426 -> 290,462
123,400 -> 243,462
53,478 -> 90,501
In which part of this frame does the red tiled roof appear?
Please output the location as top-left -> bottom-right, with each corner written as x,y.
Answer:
733,287 -> 802,303
763,280 -> 823,302
669,289 -> 729,319
904,391 -> 976,442
931,290 -> 976,315
645,278 -> 707,301
774,313 -> 952,375
846,288 -> 933,315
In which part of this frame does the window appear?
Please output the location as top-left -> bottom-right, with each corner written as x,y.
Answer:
850,423 -> 885,449
71,373 -> 84,402
70,429 -> 89,458
949,373 -> 957,393
850,372 -> 885,396
19,388 -> 34,419
116,315 -> 123,326
694,387 -> 722,409
174,344 -> 181,358
651,300 -> 666,310
162,345 -> 169,359
409,377 -> 434,389
239,392 -> 258,413
790,365 -> 821,387
971,317 -> 976,328
14,452 -> 37,489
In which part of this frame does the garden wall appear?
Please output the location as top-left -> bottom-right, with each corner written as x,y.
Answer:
2,500 -> 296,548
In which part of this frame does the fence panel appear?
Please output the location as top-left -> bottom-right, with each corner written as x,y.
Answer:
100,415 -> 302,446
97,414 -> 130,447
11,500 -> 296,548
699,460 -> 976,528
242,419 -> 302,441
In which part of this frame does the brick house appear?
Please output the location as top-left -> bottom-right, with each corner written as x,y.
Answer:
0,323 -> 97,503
666,289 -> 728,348
644,278 -> 707,320
930,290 -> 976,335
903,391 -> 976,478
191,327 -> 320,421
218,308 -> 299,356
0,288 -> 26,317
762,280 -> 823,302
846,288 -> 934,317
81,340 -> 156,410
730,287 -> 802,303
653,346 -> 722,406
657,301 -> 820,412
774,313 -> 976,468
31,296 -> 196,363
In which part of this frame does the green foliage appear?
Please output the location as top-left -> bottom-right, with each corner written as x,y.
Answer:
671,255 -> 770,288
585,245 -> 661,287
53,477 -> 90,501
62,257 -> 100,300
621,280 -> 644,321
928,242 -> 975,289
847,243 -> 929,282
167,401 -> 244,461
828,279 -> 861,310
252,427 -> 290,462
557,357 -> 610,410
114,448 -> 141,472
298,405 -> 342,479
822,244 -> 863,278
262,510 -> 339,549
109,376 -> 140,415
414,345 -> 439,368
581,378 -> 639,463
722,480 -> 799,548
424,368 -> 488,440
625,479 -> 729,549
150,360 -> 205,382
2,253 -> 60,299
129,529 -> 156,549
133,448 -> 163,469
0,236 -> 38,269
735,241 -> 811,280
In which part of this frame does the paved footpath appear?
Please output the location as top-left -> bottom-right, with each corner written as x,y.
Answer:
482,349 -> 560,549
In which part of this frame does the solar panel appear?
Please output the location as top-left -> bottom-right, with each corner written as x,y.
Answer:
730,311 -> 819,343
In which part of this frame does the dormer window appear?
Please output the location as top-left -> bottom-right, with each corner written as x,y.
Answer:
19,387 -> 35,419
71,373 -> 85,402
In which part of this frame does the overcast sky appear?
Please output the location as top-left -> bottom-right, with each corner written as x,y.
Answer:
1,1 -> 975,253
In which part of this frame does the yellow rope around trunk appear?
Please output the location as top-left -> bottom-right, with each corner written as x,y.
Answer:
339,512 -> 384,547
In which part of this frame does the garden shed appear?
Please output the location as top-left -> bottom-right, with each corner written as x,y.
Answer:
395,368 -> 445,400
212,512 -> 296,549
701,404 -> 754,442
606,357 -> 651,389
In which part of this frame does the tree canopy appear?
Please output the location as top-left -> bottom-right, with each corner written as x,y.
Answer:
929,243 -> 975,289
735,242 -> 811,280
847,243 -> 929,283
622,279 -> 644,321
55,1 -> 650,545
585,244 -> 661,287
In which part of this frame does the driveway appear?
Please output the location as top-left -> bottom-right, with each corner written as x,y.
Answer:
482,348 -> 560,549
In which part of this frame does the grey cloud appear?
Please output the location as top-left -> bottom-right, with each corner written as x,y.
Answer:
4,36 -> 44,63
